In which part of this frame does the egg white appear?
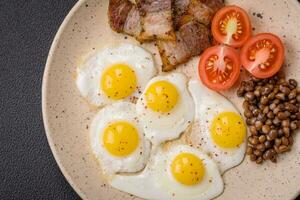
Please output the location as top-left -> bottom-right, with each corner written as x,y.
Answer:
110,144 -> 224,200
76,43 -> 157,107
136,72 -> 195,145
188,79 -> 246,173
90,102 -> 151,175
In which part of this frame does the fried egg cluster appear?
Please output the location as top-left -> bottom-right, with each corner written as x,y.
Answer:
76,44 -> 247,200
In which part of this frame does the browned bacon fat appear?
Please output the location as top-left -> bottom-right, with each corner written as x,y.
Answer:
157,20 -> 211,71
109,0 -> 175,41
158,0 -> 224,71
108,0 -> 143,41
173,0 -> 190,29
123,6 -> 142,39
202,0 -> 224,13
108,0 -> 224,71
137,0 -> 176,41
174,0 -> 224,28
108,0 -> 133,33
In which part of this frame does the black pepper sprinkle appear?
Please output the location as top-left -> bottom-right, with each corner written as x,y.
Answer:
256,13 -> 263,19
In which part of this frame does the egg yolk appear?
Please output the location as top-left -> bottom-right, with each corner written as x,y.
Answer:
145,81 -> 179,113
210,112 -> 246,148
102,121 -> 139,157
171,153 -> 205,185
101,64 -> 137,100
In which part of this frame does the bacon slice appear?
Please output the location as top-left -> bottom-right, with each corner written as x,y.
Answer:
173,0 -> 191,29
108,0 -> 224,71
109,0 -> 175,41
157,32 -> 191,71
108,0 -> 143,41
137,0 -> 176,41
157,20 -> 211,71
202,0 -> 224,13
187,0 -> 214,26
174,0 -> 224,28
158,0 -> 224,71
179,19 -> 211,56
123,6 -> 142,39
108,0 -> 133,33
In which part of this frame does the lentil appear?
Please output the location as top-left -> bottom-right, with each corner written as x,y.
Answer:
237,74 -> 300,164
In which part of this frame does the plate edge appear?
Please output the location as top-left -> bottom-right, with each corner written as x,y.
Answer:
42,0 -> 89,199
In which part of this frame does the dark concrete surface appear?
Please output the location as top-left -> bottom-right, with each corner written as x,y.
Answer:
0,1 -> 80,199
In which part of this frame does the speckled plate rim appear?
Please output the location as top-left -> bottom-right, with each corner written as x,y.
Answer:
42,0 -> 87,199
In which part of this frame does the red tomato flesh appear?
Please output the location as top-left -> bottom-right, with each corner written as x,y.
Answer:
212,5 -> 252,48
240,33 -> 285,78
198,45 -> 240,91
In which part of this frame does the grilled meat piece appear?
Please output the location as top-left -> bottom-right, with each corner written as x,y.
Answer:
109,0 -> 175,41
187,0 -> 214,26
108,0 -> 143,41
137,0 -> 176,41
108,0 -> 224,71
157,32 -> 191,71
179,19 -> 211,56
157,20 -> 211,71
202,0 -> 224,13
158,0 -> 224,71
173,0 -> 224,28
108,0 -> 133,33
173,0 -> 190,29
123,6 -> 142,39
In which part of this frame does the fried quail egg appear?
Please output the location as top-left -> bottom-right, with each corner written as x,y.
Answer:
90,102 -> 151,175
110,144 -> 224,200
136,73 -> 195,145
187,79 -> 246,173
76,44 -> 157,107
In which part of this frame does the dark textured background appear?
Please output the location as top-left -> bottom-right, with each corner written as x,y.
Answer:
0,1 -> 80,199
0,0 -> 300,200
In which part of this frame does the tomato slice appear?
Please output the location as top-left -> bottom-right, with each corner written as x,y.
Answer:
240,33 -> 285,78
198,45 -> 240,91
212,5 -> 252,48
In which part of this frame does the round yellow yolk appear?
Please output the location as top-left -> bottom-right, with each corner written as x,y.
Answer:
145,81 -> 179,113
210,112 -> 246,148
102,121 -> 139,157
101,64 -> 137,100
171,153 -> 205,185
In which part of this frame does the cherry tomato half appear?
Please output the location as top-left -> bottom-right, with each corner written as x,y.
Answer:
212,5 -> 252,48
240,33 -> 285,79
198,45 -> 240,91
